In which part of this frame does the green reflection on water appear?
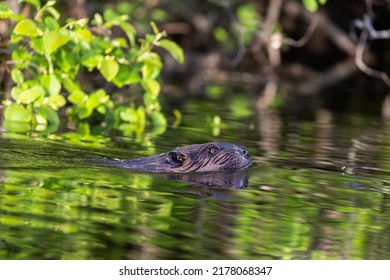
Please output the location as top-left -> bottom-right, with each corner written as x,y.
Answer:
1,94 -> 390,260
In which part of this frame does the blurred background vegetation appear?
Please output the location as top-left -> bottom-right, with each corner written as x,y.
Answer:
1,0 -> 390,260
0,0 -> 390,138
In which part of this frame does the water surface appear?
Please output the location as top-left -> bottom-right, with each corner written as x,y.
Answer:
1,97 -> 390,260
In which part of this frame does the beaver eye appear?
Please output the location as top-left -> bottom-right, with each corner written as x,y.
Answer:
166,151 -> 185,166
209,147 -> 219,155
240,146 -> 250,157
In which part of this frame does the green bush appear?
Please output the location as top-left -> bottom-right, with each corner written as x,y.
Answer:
1,0 -> 184,134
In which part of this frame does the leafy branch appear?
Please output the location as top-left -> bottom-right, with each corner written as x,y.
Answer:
1,0 -> 184,135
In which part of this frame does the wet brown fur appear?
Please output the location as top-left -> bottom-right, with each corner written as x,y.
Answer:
111,142 -> 252,173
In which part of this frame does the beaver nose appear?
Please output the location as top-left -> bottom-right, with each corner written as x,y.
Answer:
239,146 -> 250,158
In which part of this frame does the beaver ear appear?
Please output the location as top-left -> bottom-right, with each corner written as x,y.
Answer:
166,151 -> 185,166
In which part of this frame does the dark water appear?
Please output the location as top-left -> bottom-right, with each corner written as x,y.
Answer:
1,97 -> 390,260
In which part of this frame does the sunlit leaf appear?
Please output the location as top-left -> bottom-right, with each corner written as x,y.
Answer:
103,9 -> 118,22
5,104 -> 32,123
39,105 -> 60,124
81,54 -> 103,70
46,7 -> 60,20
14,19 -> 39,37
11,69 -> 24,84
150,21 -> 159,34
303,0 -> 319,12
157,39 -> 184,64
119,21 -> 136,45
151,111 -> 167,127
74,29 -> 93,42
11,87 -> 22,101
113,66 -> 141,87
151,111 -> 167,136
213,27 -> 229,44
119,107 -> 138,123
68,90 -> 86,105
99,56 -> 119,81
141,79 -> 160,98
41,74 -> 61,95
43,31 -> 69,55
46,94 -> 66,110
141,63 -> 160,80
31,37 -> 45,54
172,109 -> 181,128
44,16 -> 60,30
93,13 -> 103,25
0,3 -> 13,18
18,85 -> 45,104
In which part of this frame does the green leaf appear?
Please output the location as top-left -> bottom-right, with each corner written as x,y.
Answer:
157,39 -> 184,64
35,113 -> 48,125
172,109 -> 181,128
46,7 -> 60,20
38,105 -> 60,124
11,46 -> 32,66
150,21 -> 159,34
93,13 -> 103,26
138,52 -> 162,79
76,122 -> 91,136
0,3 -> 13,19
11,69 -> 24,84
119,21 -> 136,45
74,29 -> 93,43
18,85 -> 45,104
99,56 -> 119,81
303,0 -> 319,12
46,94 -> 66,110
31,37 -> 45,54
103,9 -> 119,22
4,120 -> 31,133
10,34 -> 23,43
113,66 -> 141,87
119,107 -> 137,123
14,19 -> 39,37
213,27 -> 229,44
44,16 -> 60,30
5,104 -> 32,123
141,63 -> 160,80
11,87 -> 22,101
151,111 -> 167,136
63,78 -> 80,93
81,54 -> 103,70
141,79 -> 160,98
59,49 -> 77,73
41,74 -> 61,95
151,111 -> 167,127
137,52 -> 163,68
68,90 -> 86,104
43,31 -> 70,55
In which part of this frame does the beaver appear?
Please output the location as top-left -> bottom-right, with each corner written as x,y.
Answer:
101,142 -> 252,173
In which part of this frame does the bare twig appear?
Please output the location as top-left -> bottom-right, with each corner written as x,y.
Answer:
353,0 -> 390,87
260,0 -> 283,66
355,28 -> 390,86
284,17 -> 319,48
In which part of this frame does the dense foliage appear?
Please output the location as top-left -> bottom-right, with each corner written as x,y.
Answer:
0,0 -> 183,134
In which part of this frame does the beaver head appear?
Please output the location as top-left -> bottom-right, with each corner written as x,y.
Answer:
118,142 -> 252,173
